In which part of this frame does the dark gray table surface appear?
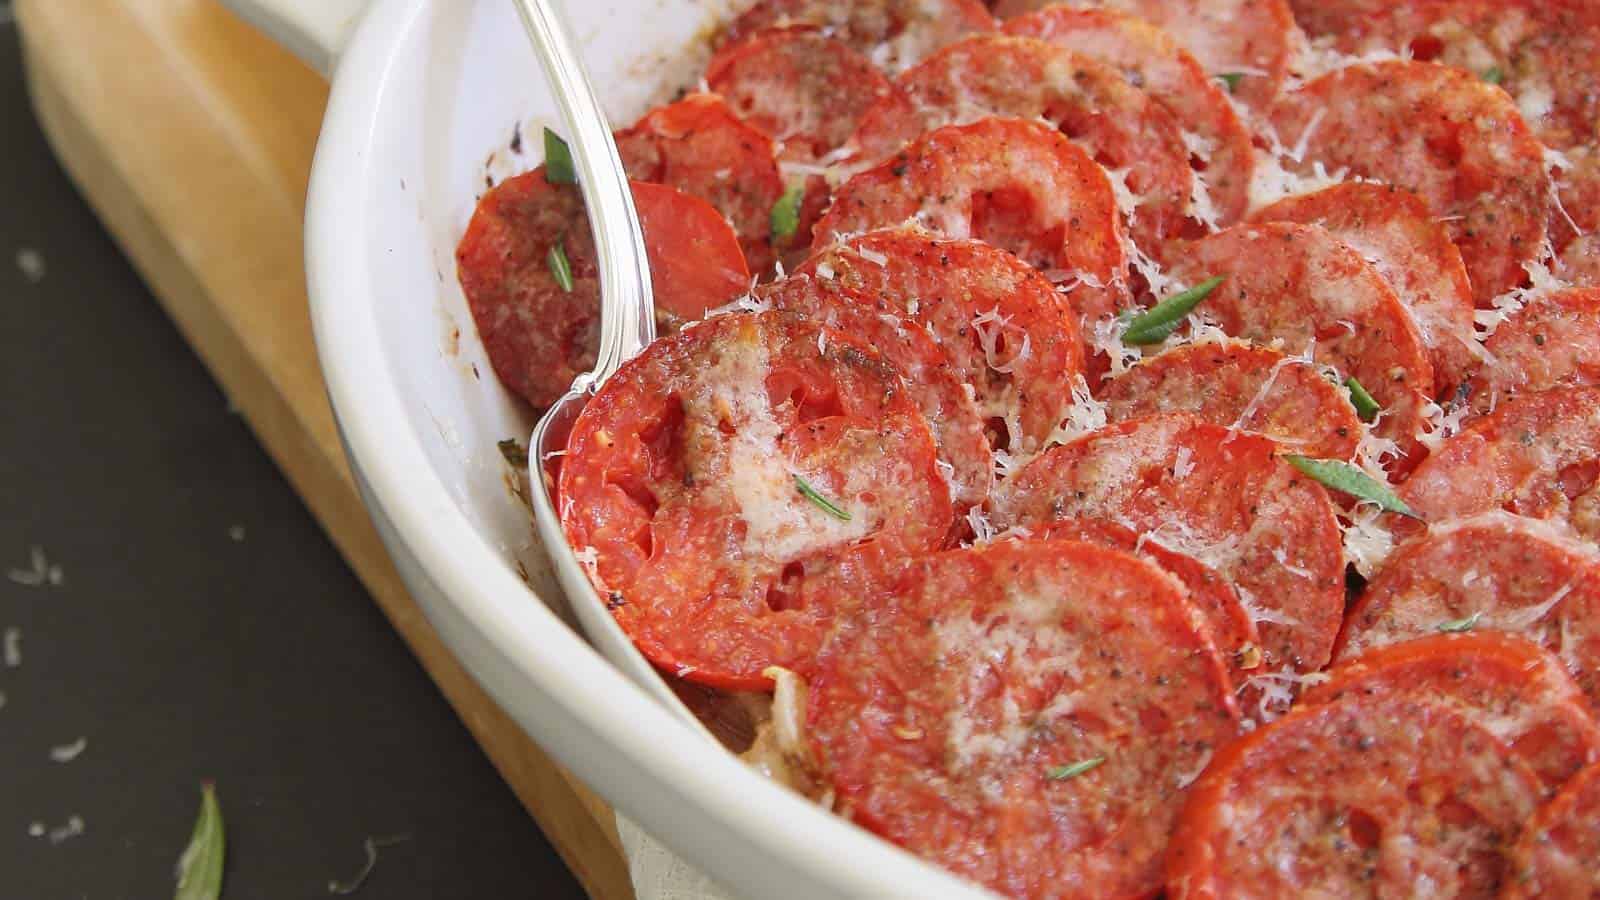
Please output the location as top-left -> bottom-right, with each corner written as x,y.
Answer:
0,8 -> 588,898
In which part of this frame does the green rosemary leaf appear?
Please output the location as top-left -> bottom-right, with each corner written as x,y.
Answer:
1122,276 -> 1225,346
547,239 -> 575,293
770,181 -> 806,245
1482,67 -> 1505,85
543,128 -> 577,185
795,476 -> 851,521
1284,456 -> 1422,520
1438,612 -> 1483,634
1344,376 -> 1381,422
174,782 -> 224,900
1047,756 -> 1106,781
1218,72 -> 1244,93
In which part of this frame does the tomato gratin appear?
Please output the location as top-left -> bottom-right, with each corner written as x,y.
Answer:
458,2 -> 1600,896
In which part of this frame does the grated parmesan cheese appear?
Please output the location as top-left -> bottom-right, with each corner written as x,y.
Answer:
1044,376 -> 1109,449
3,626 -> 19,668
1342,501 -> 1397,577
966,507 -> 997,544
1239,667 -> 1331,724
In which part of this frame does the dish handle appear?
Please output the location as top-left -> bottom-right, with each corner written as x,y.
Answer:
217,0 -> 369,77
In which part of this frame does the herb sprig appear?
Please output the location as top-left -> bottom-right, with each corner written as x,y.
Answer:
1122,276 -> 1225,346
174,782 -> 225,900
795,476 -> 851,521
543,128 -> 577,185
1047,757 -> 1106,781
1284,456 -> 1422,520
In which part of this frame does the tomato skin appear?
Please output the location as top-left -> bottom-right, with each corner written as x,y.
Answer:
1309,632 -> 1600,789
1398,386 -> 1600,548
850,34 -> 1197,247
615,94 -> 787,277
718,0 -> 997,75
1503,760 -> 1600,898
807,538 -> 1238,900
455,174 -> 748,409
993,0 -> 1298,111
991,414 -> 1346,675
1167,694 -> 1544,900
1101,342 -> 1364,461
796,226 -> 1085,456
1162,222 -> 1435,476
559,311 -> 951,691
706,27 -> 897,164
1035,518 -> 1261,693
1004,4 -> 1255,226
1268,60 -> 1550,304
815,118 -> 1127,367
1252,182 -> 1479,398
1338,510 -> 1600,708
1470,288 -> 1600,413
757,274 -> 994,515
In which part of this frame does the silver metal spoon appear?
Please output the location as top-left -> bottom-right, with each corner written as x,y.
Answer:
513,0 -> 712,737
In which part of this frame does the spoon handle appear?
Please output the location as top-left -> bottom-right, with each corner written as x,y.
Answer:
511,0 -> 655,384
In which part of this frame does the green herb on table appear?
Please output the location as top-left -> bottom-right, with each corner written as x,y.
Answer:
1284,456 -> 1423,520
174,782 -> 224,900
795,476 -> 851,521
1344,376 -> 1381,422
770,181 -> 806,245
1047,757 -> 1106,781
547,239 -> 575,293
543,128 -> 577,185
1122,276 -> 1225,346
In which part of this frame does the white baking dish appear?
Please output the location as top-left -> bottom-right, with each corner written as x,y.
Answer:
219,0 -> 993,896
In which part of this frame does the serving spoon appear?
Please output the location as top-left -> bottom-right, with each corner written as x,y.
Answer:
513,0 -> 714,738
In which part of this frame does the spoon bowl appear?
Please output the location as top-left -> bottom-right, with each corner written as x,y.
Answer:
511,0 -> 711,734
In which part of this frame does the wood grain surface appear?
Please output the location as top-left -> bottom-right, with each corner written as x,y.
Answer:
13,2 -> 632,897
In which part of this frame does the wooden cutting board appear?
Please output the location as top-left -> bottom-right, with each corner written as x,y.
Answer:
13,2 -> 633,898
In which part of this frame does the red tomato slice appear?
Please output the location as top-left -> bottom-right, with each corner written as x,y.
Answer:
1339,511 -> 1600,707
1167,694 -> 1545,899
456,174 -> 748,409
1399,386 -> 1600,545
1253,183 -> 1481,397
992,0 -> 1299,111
1036,518 -> 1263,692
1290,0 -> 1600,153
1003,5 -> 1256,226
558,311 -> 952,690
756,275 -> 993,515
796,227 -> 1085,456
1503,760 -> 1600,898
705,27 -> 898,163
718,0 -> 997,74
1309,633 -> 1600,789
1268,61 -> 1552,304
1101,342 -> 1364,461
806,538 -> 1239,900
989,414 -> 1346,675
815,118 -> 1127,347
1472,288 -> 1600,413
615,94 -> 788,277
850,35 -> 1197,247
1162,222 -> 1436,475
